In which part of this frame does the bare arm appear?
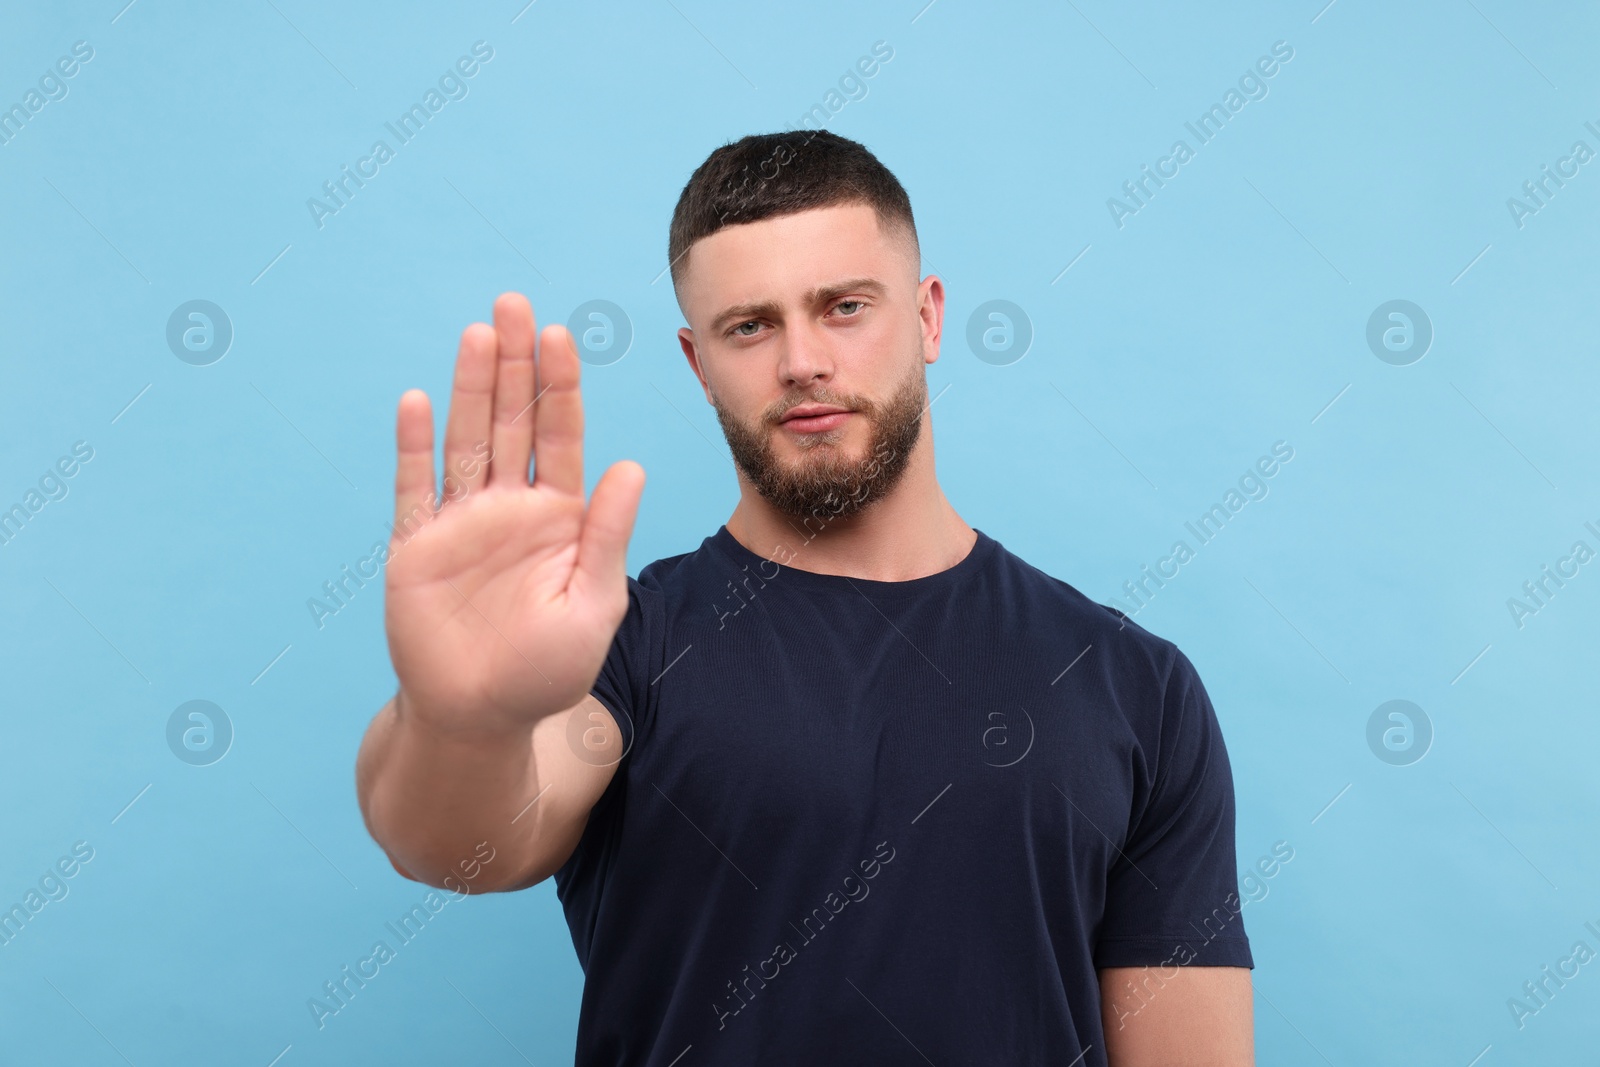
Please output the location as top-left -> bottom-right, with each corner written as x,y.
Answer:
354,292 -> 644,894
1100,966 -> 1254,1066
355,690 -> 625,892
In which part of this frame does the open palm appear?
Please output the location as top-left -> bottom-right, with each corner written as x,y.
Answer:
383,293 -> 644,738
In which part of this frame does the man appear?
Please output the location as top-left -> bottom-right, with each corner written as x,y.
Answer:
356,129 -> 1254,1064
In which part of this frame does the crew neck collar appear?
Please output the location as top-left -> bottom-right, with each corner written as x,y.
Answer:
707,523 -> 999,599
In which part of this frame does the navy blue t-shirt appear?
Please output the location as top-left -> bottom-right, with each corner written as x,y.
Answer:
553,524 -> 1251,1065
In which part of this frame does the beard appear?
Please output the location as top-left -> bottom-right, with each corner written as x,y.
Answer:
712,360 -> 927,523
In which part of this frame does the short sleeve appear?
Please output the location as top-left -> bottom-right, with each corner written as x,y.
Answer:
1093,648 -> 1253,969
551,573 -> 655,897
586,574 -> 654,756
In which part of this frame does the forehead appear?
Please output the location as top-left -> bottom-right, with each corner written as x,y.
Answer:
679,202 -> 908,316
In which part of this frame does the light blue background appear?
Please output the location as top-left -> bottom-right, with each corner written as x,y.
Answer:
2,0 -> 1597,1063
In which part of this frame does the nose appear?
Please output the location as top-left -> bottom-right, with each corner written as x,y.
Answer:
777,320 -> 834,391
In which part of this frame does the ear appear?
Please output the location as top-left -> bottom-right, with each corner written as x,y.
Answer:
679,327 -> 715,404
917,274 -> 945,365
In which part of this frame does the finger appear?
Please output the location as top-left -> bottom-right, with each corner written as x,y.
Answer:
489,292 -> 537,489
393,389 -> 437,540
532,323 -> 584,498
570,460 -> 645,609
442,322 -> 498,498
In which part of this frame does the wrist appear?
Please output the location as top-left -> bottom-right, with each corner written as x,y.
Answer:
393,686 -> 536,747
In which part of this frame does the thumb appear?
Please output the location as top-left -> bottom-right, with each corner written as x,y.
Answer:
571,460 -> 645,610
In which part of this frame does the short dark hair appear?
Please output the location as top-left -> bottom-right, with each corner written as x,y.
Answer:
667,129 -> 919,298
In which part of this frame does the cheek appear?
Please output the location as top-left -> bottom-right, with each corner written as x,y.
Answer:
720,392 -> 780,441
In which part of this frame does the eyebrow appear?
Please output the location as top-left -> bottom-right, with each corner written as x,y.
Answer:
709,277 -> 889,335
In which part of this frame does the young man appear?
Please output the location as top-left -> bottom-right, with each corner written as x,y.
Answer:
356,130 -> 1254,1064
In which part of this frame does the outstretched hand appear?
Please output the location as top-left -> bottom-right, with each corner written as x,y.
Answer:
383,292 -> 645,739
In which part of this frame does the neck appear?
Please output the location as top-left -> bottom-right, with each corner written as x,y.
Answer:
723,421 -> 975,582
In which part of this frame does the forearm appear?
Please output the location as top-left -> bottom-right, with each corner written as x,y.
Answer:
355,690 -> 544,893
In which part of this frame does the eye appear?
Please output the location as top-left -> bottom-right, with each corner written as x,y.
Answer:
834,300 -> 865,316
730,320 -> 762,338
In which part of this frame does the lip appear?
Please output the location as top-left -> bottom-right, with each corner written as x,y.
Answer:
781,404 -> 852,422
780,406 -> 853,433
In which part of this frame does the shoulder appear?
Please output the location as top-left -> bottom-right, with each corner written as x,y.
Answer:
996,545 -> 1227,798
624,543 -> 711,622
612,537 -> 733,648
990,537 -> 1186,682
635,544 -> 701,592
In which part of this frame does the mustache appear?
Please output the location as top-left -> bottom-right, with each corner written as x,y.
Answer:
770,393 -> 869,423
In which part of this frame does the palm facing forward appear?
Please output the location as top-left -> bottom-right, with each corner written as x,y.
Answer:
383,293 -> 644,739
